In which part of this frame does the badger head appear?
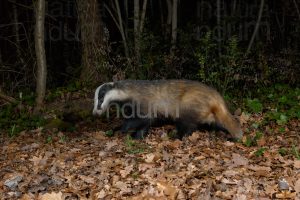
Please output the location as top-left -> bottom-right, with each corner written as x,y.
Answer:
93,82 -> 129,116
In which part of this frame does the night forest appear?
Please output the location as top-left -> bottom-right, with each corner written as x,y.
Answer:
0,0 -> 300,199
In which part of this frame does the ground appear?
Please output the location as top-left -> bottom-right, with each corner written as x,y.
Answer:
0,114 -> 300,200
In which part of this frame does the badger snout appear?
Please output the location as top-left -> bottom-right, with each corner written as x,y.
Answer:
93,109 -> 104,116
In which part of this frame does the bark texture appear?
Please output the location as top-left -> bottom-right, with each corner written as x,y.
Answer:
34,0 -> 47,111
77,0 -> 106,83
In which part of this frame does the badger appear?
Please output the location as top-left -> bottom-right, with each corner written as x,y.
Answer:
93,80 -> 243,140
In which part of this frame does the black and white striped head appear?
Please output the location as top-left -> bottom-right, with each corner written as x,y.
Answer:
93,82 -> 128,116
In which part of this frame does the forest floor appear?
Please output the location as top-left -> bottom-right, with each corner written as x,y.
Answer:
0,113 -> 300,199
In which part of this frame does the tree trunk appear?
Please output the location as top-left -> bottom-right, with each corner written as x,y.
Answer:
217,0 -> 221,55
12,0 -> 25,66
114,0 -> 129,58
246,0 -> 265,55
166,0 -> 172,38
77,0 -> 106,84
134,0 -> 141,68
34,0 -> 47,112
170,0 -> 178,56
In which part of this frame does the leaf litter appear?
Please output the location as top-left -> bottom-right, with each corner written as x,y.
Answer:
0,114 -> 299,199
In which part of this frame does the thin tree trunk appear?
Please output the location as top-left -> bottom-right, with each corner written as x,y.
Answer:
12,0 -> 26,67
34,0 -> 47,112
166,0 -> 172,37
246,0 -> 265,55
114,0 -> 129,58
139,0 -> 148,33
124,0 -> 128,39
217,0 -> 221,55
134,0 -> 140,68
292,0 -> 300,20
77,0 -> 106,83
170,0 -> 178,56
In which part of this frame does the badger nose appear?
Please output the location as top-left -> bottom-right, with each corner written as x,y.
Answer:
92,110 -> 97,116
235,130 -> 243,140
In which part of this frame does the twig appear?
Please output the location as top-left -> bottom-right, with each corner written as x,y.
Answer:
246,0 -> 265,55
292,0 -> 300,21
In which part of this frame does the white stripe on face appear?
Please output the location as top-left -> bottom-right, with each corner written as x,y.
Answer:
100,89 -> 129,111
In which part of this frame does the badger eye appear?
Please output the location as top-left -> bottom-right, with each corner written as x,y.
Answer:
97,99 -> 103,109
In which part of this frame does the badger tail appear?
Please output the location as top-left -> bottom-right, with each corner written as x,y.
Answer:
212,105 -> 243,139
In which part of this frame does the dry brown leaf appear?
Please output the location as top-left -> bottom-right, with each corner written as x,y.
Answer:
295,179 -> 300,193
264,184 -> 277,195
294,160 -> 300,169
38,192 -> 63,200
78,175 -> 95,184
157,181 -> 177,200
96,189 -> 107,199
247,165 -> 271,172
221,178 -> 238,185
224,141 -> 235,147
234,194 -> 246,200
115,181 -> 132,194
257,137 -> 266,146
275,191 -> 297,199
144,153 -> 156,163
232,153 -> 249,166
105,140 -> 118,150
29,156 -> 48,172
138,163 -> 155,172
194,155 -> 206,160
223,169 -> 239,177
188,132 -> 200,142
20,194 -> 34,200
243,178 -> 252,192
240,112 -> 250,124
120,165 -> 134,178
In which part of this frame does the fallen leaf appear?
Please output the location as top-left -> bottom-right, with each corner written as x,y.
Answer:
105,140 -> 118,150
224,141 -> 235,147
243,178 -> 252,192
223,170 -> 239,177
38,191 -> 64,200
96,189 -> 106,199
234,194 -> 246,200
115,181 -> 131,194
4,175 -> 23,189
157,181 -> 177,200
30,155 -> 47,166
232,153 -> 249,166
120,165 -> 134,178
194,155 -> 206,160
240,112 -> 250,124
221,178 -> 238,185
144,153 -> 155,163
275,191 -> 296,199
264,184 -> 277,195
247,165 -> 271,172
188,132 -> 200,142
294,179 -> 300,193
293,160 -> 300,169
138,163 -> 155,172
79,175 -> 95,184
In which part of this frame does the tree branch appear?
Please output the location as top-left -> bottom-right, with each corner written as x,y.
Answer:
0,92 -> 17,104
246,0 -> 265,55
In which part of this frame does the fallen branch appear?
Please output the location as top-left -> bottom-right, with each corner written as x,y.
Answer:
0,92 -> 17,104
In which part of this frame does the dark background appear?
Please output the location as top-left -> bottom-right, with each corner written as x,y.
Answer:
0,0 -> 299,94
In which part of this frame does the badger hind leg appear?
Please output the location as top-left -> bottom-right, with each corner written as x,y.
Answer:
175,120 -> 198,139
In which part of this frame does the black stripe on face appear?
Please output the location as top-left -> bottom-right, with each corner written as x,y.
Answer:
98,84 -> 114,101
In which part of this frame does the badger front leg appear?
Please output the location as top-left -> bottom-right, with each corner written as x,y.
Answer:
121,118 -> 151,139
